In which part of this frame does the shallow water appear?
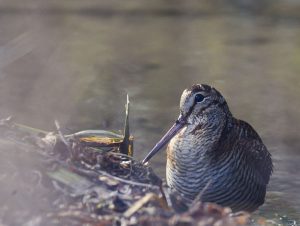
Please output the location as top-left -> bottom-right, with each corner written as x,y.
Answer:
0,0 -> 300,224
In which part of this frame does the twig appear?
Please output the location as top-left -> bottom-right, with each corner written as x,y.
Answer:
190,179 -> 212,208
124,192 -> 170,218
160,185 -> 173,209
54,120 -> 71,149
98,170 -> 160,189
123,193 -> 155,218
67,163 -> 159,189
109,151 -> 134,160
15,123 -> 48,134
120,94 -> 132,156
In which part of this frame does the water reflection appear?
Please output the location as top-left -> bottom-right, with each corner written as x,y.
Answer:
0,0 -> 299,224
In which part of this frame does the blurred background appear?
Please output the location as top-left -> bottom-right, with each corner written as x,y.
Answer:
0,0 -> 300,224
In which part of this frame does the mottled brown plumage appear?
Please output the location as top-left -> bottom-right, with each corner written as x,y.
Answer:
143,84 -> 272,212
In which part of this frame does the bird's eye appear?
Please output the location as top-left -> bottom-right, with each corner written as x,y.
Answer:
194,94 -> 205,103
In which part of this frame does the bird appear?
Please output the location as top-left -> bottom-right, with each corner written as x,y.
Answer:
142,84 -> 272,212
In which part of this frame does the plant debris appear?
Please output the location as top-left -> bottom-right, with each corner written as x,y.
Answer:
0,97 -> 250,226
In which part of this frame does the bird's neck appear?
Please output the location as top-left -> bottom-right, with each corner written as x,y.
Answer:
168,110 -> 234,167
185,111 -> 232,152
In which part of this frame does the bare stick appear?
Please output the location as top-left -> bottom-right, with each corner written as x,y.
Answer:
123,193 -> 156,218
190,179 -> 212,208
55,120 -> 71,150
98,170 -> 159,189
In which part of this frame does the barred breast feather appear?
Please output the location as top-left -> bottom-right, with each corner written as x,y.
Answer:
166,118 -> 272,212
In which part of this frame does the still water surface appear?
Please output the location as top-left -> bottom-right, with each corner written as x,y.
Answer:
0,1 -> 299,224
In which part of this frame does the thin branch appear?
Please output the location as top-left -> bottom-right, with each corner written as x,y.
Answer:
98,170 -> 160,189
55,120 -> 72,153
190,179 -> 212,208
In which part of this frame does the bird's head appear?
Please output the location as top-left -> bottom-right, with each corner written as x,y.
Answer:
179,84 -> 230,126
142,84 -> 231,164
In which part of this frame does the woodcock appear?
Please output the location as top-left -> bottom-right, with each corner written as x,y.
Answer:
142,84 -> 272,212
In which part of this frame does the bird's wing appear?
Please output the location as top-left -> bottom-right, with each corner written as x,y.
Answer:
233,119 -> 273,184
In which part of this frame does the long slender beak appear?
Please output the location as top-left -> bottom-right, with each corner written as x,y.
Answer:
142,115 -> 186,165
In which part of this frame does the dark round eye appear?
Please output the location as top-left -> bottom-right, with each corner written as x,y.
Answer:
194,94 -> 205,103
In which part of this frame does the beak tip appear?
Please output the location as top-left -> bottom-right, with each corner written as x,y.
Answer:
141,159 -> 148,165
141,115 -> 185,167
